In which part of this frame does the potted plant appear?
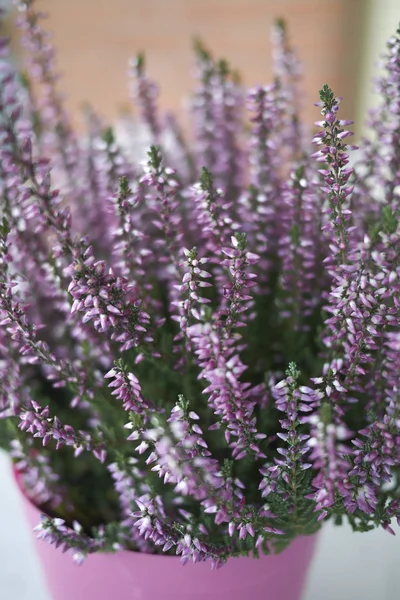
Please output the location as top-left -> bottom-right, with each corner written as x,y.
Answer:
1,1 -> 400,599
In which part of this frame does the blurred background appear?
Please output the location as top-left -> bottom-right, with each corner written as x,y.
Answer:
1,0 -> 397,133
7,0 -> 365,129
1,0 -> 400,598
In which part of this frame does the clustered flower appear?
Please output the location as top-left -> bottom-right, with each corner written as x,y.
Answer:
1,0 -> 400,568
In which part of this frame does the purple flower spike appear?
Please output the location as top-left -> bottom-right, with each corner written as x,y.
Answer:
1,4 -> 400,565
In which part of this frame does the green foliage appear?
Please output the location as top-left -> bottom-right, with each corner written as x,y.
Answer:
134,52 -> 145,75
101,126 -> 115,146
382,206 -> 398,235
275,18 -> 286,33
234,231 -> 247,251
0,215 -> 10,239
319,83 -> 335,111
199,166 -> 215,195
369,205 -> 398,243
147,145 -> 162,170
118,175 -> 131,198
193,37 -> 212,63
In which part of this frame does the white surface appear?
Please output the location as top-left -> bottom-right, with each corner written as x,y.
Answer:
1,449 -> 400,600
0,452 -> 49,600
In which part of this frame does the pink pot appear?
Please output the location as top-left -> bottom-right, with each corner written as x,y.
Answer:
18,475 -> 318,600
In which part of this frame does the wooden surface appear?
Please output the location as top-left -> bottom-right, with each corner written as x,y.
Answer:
10,0 -> 366,128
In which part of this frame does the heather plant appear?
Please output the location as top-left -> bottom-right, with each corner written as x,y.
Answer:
1,0 -> 400,568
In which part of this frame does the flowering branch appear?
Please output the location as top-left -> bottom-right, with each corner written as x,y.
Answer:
2,5 -> 400,566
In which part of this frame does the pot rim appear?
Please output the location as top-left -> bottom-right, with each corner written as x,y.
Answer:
13,463 -> 318,564
13,464 -> 183,561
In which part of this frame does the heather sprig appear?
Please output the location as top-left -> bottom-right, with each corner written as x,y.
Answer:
129,53 -> 161,143
313,84 -> 356,269
67,242 -> 151,352
1,0 -> 400,568
271,18 -> 303,161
